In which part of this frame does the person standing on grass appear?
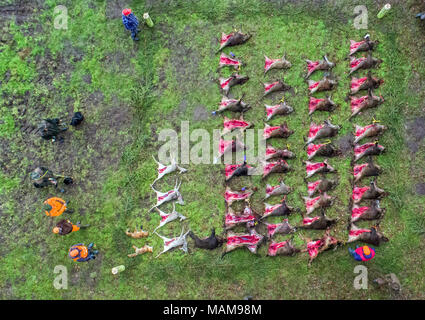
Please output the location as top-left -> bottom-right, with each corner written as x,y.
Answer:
52,219 -> 90,236
122,8 -> 140,41
68,243 -> 98,262
43,197 -> 72,217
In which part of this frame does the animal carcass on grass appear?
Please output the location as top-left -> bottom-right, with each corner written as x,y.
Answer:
222,229 -> 264,256
306,143 -> 341,160
304,160 -> 336,179
353,157 -> 382,182
218,53 -> 243,70
263,122 -> 294,140
352,180 -> 386,204
350,91 -> 384,119
307,178 -> 338,197
262,198 -> 294,220
308,97 -> 337,116
303,193 -> 333,215
217,31 -> 251,52
349,36 -> 378,55
307,76 -> 337,95
265,144 -> 295,161
349,53 -> 382,75
354,142 -> 385,162
265,102 -> 294,121
350,72 -> 383,95
224,186 -> 255,206
225,162 -> 256,181
354,122 -> 386,144
260,159 -> 290,179
267,240 -> 300,257
264,54 -> 292,74
215,96 -> 250,114
262,80 -> 291,97
306,120 -> 340,145
224,206 -> 257,230
347,224 -> 388,246
219,74 -> 249,96
264,219 -> 296,239
351,200 -> 385,223
305,55 -> 335,78
221,116 -> 252,136
265,180 -> 291,199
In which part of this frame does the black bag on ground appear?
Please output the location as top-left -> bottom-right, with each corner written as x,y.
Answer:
70,112 -> 84,126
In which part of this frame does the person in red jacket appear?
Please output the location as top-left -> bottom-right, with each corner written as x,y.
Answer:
349,245 -> 375,262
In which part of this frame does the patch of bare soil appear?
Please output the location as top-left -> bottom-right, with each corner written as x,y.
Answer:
405,117 -> 425,153
192,105 -> 210,121
415,183 -> 425,196
336,133 -> 354,156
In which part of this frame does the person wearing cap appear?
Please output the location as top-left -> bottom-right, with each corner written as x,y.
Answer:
30,167 -> 58,189
68,243 -> 98,262
53,219 -> 90,236
122,8 -> 140,41
43,197 -> 71,217
349,245 -> 375,262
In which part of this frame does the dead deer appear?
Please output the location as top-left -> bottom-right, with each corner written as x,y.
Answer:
349,53 -> 382,75
153,202 -> 187,231
221,116 -> 252,136
213,138 -> 246,164
265,145 -> 295,161
349,90 -> 384,119
265,180 -> 292,199
264,218 -> 296,239
222,229 -> 265,257
350,200 -> 385,223
349,35 -> 379,55
301,229 -> 341,266
262,80 -> 291,97
305,120 -> 340,145
354,122 -> 386,144
354,141 -> 385,162
352,180 -> 386,204
127,245 -> 153,258
305,55 -> 335,78
307,177 -> 338,197
151,156 -> 187,186
225,162 -> 256,181
125,227 -> 149,239
218,52 -> 243,70
155,228 -> 190,258
217,31 -> 251,52
298,209 -> 337,230
150,179 -> 184,211
224,186 -> 255,206
188,228 -> 223,250
260,159 -> 290,179
308,96 -> 337,116
347,224 -> 389,246
353,157 -> 382,183
214,95 -> 250,114
219,74 -> 249,96
303,193 -> 333,215
265,102 -> 294,121
264,54 -> 292,74
224,205 -> 257,230
350,71 -> 383,95
306,143 -> 341,160
304,160 -> 336,179
267,239 -> 300,257
262,197 -> 295,220
263,122 -> 294,140
307,75 -> 337,95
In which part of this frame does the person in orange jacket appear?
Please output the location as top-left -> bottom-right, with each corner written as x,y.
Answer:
349,245 -> 375,262
52,219 -> 90,235
68,243 -> 98,262
43,197 -> 72,217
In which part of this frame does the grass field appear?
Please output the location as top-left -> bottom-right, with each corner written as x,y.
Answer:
1,0 -> 425,299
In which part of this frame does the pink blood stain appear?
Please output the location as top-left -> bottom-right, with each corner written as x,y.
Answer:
220,54 -> 240,66
350,57 -> 366,69
303,216 -> 320,225
309,97 -> 324,112
355,124 -> 374,137
218,139 -> 233,154
355,142 -> 378,156
264,204 -> 280,216
263,160 -> 287,175
353,164 -> 367,177
158,190 -> 174,202
306,162 -> 325,174
308,123 -> 324,139
266,105 -> 279,117
224,119 -> 249,130
351,77 -> 367,91
227,234 -> 261,246
351,206 -> 369,220
158,167 -> 168,174
306,196 -> 320,210
307,61 -> 320,73
268,241 -> 288,256
225,210 -> 255,226
220,77 -> 232,89
263,125 -> 280,139
220,99 -> 238,107
266,184 -> 277,194
266,146 -> 276,156
225,164 -> 251,179
264,81 -> 279,93
350,40 -> 365,54
165,239 -> 175,246
351,96 -> 367,112
161,214 -> 170,222
267,224 -> 278,238
308,180 -> 321,192
307,239 -> 322,258
220,33 -> 232,45
264,57 -> 279,71
349,229 -> 370,237
309,81 -> 319,90
352,186 -> 369,200
307,144 -> 323,157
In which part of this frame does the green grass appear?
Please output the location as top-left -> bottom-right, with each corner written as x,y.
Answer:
0,0 -> 424,299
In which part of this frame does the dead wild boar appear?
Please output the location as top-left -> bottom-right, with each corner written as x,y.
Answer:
303,193 -> 334,215
263,80 -> 291,97
260,159 -> 290,179
349,35 -> 379,55
265,102 -> 294,121
349,90 -> 384,119
218,53 -> 243,70
347,224 -> 389,246
352,180 -> 387,204
264,54 -> 292,74
306,143 -> 341,160
350,71 -> 384,95
304,160 -> 336,179
267,240 -> 300,257
263,122 -> 294,140
214,95 -> 250,114
307,76 -> 337,95
353,122 -> 386,144
298,210 -> 337,230
221,116 -> 252,136
264,180 -> 292,200
307,178 -> 338,197
219,74 -> 249,96
264,219 -> 296,239
225,162 -> 256,181
222,229 -> 264,257
350,200 -> 385,223
353,157 -> 382,183
354,141 -> 385,162
262,198 -> 295,220
349,53 -> 382,75
305,120 -> 340,145
303,229 -> 341,266
308,96 -> 337,116
265,145 -> 296,161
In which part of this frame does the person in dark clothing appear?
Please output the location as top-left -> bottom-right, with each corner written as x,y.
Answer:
122,8 -> 141,41
52,219 -> 90,235
30,167 -> 58,188
37,118 -> 67,141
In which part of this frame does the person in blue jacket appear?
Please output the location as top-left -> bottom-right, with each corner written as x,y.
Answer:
122,8 -> 140,41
